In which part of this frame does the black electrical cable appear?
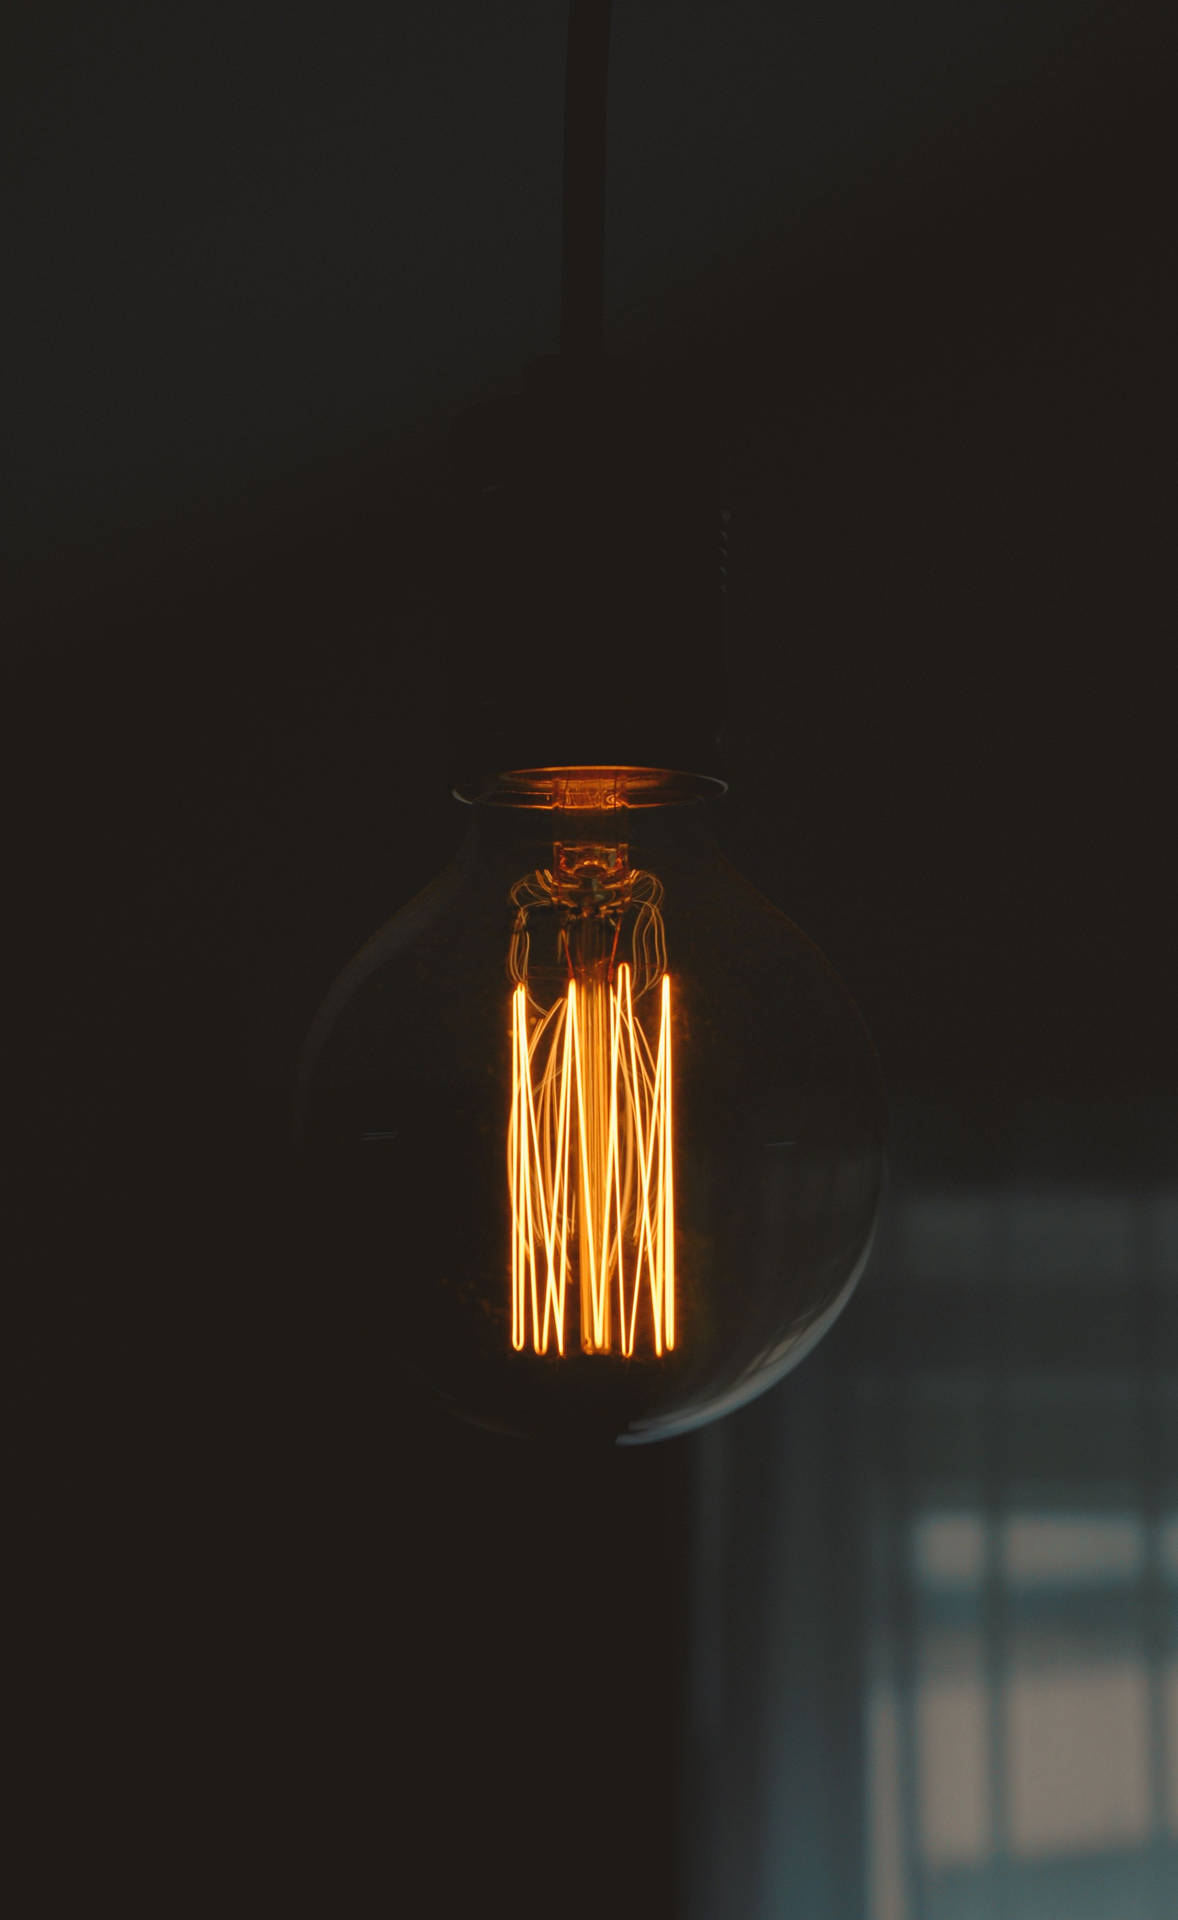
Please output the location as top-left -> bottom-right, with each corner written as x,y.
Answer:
560,0 -> 613,362
447,0 -> 727,785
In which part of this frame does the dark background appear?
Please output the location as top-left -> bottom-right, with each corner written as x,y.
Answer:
8,4 -> 1174,1914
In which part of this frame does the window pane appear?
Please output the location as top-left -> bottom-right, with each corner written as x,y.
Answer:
1005,1660 -> 1150,1857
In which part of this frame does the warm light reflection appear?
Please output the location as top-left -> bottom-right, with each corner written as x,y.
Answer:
509,965 -> 675,1356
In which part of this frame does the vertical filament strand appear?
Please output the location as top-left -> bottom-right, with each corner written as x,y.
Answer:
509,966 -> 676,1357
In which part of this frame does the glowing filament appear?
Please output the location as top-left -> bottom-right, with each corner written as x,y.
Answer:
509,966 -> 676,1357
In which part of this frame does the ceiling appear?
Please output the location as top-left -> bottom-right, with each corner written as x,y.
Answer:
6,0 -> 1156,570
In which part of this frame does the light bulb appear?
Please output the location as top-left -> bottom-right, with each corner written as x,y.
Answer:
295,766 -> 886,1444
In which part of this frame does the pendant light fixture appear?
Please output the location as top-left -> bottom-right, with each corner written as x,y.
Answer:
295,2 -> 886,1444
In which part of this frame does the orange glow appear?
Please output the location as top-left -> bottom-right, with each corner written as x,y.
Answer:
509,964 -> 676,1357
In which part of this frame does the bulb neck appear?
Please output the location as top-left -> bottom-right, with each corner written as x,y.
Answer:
457,764 -> 727,880
455,765 -> 725,810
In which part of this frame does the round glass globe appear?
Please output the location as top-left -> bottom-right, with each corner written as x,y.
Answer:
295,768 -> 885,1444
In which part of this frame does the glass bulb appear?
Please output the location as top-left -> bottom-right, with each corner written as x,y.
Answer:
295,767 -> 886,1444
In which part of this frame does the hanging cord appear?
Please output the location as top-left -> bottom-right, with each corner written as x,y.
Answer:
560,0 -> 613,363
